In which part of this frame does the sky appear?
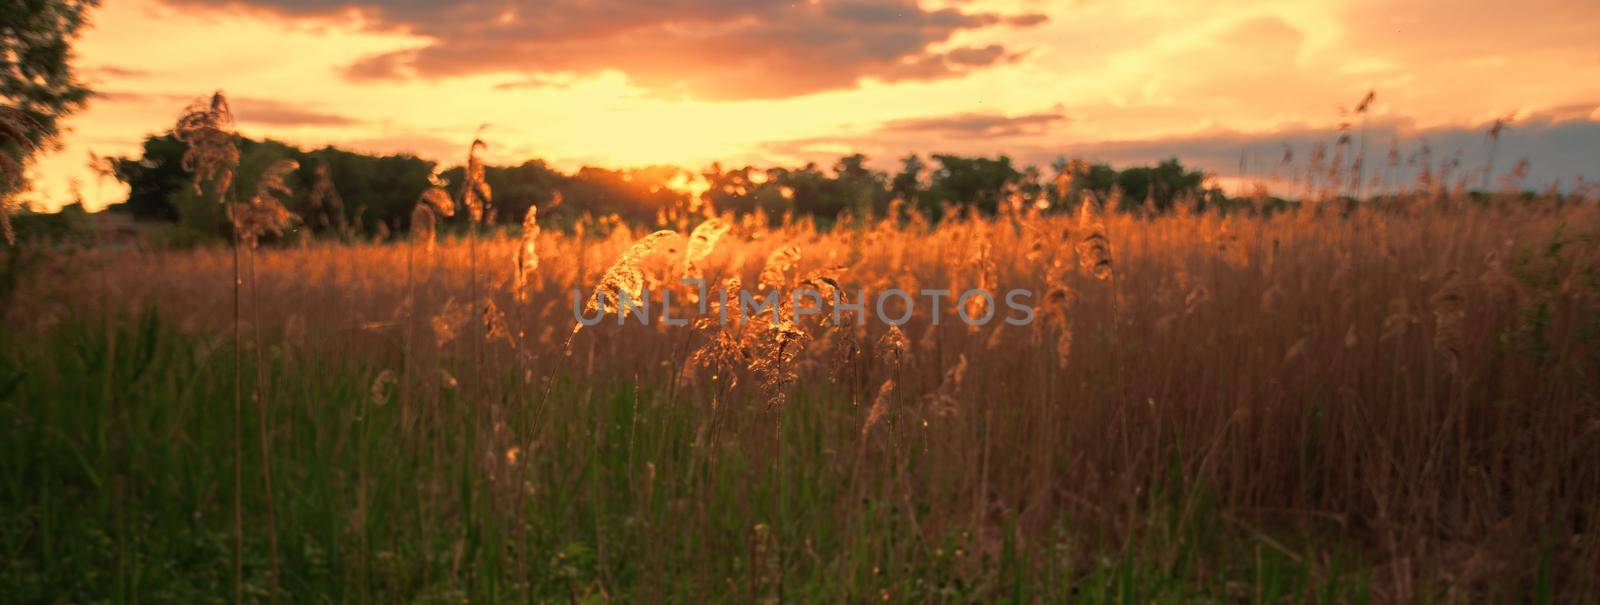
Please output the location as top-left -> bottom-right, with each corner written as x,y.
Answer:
22,0 -> 1600,211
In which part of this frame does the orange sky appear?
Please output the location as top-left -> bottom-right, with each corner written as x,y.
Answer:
23,0 -> 1600,211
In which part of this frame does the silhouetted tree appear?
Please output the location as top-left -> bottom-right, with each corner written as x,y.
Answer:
830,153 -> 887,217
559,165 -> 690,225
111,134 -> 187,220
701,163 -> 765,216
890,153 -> 925,205
480,159 -> 564,225
2,0 -> 98,196
113,134 -> 436,238
926,154 -> 1022,216
308,149 -> 433,233
1112,158 -> 1206,212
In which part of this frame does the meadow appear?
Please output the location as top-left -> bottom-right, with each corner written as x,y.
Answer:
4,188 -> 1599,603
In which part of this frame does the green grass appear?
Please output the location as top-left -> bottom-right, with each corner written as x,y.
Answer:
0,310 -> 1384,603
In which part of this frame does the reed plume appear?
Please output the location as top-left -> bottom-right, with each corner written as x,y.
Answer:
682,275 -> 747,391
759,245 -> 801,292
751,316 -> 807,409
861,379 -> 895,436
230,159 -> 299,245
927,353 -> 967,417
1429,269 -> 1469,374
1074,198 -> 1113,281
456,135 -> 493,403
514,204 -> 539,301
462,137 -> 492,224
174,89 -> 250,605
236,158 -> 300,605
1483,116 -> 1511,190
1354,90 -> 1375,199
411,187 -> 454,254
742,244 -> 811,408
174,91 -> 239,196
432,298 -> 470,348
1041,286 -> 1077,368
681,217 -> 731,282
572,230 -> 682,338
305,159 -> 345,233
482,297 -> 512,346
876,325 -> 908,370
964,234 -> 994,329
369,369 -> 397,407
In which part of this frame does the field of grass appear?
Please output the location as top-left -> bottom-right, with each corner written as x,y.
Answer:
4,196 -> 1600,602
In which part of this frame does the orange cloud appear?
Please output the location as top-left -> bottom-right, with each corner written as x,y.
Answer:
96,92 -> 361,127
162,0 -> 1049,99
875,110 -> 1067,138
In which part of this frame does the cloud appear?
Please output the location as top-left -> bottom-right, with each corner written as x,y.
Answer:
91,90 -> 152,103
229,98 -> 362,127
944,44 -> 1010,66
1005,13 -> 1049,27
491,73 -> 583,91
767,104 -> 1600,191
1339,0 -> 1600,62
875,110 -> 1068,138
761,109 -> 1069,163
83,65 -> 152,78
159,0 -> 1048,100
92,90 -> 361,127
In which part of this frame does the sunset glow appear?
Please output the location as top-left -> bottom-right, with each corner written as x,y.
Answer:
23,0 -> 1600,210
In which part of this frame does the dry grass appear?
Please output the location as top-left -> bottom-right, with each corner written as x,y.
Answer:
10,193 -> 1600,600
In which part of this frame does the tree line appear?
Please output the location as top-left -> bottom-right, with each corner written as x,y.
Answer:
106,131 -> 1219,243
